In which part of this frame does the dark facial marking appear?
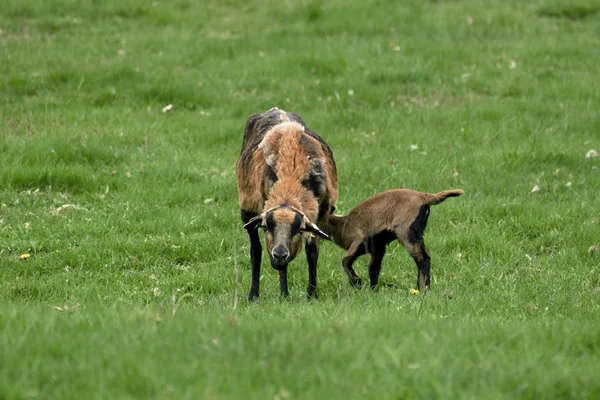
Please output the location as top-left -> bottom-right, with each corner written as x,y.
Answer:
290,213 -> 302,235
266,212 -> 275,232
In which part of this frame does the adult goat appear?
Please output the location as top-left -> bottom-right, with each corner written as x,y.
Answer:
237,108 -> 338,300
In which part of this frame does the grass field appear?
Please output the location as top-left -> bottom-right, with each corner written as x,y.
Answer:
1,0 -> 600,398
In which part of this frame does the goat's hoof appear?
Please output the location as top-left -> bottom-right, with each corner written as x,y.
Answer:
248,291 -> 260,302
307,288 -> 319,300
350,278 -> 363,289
417,284 -> 430,293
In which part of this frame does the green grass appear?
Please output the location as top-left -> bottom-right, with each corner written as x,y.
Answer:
1,0 -> 599,398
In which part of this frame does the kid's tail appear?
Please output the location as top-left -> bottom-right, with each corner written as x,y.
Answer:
424,189 -> 464,205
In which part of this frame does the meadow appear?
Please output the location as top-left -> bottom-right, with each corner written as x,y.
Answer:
1,0 -> 599,398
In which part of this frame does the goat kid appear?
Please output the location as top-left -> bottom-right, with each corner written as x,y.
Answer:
324,189 -> 463,291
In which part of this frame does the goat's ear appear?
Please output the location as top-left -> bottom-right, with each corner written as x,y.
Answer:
302,218 -> 329,240
243,215 -> 264,231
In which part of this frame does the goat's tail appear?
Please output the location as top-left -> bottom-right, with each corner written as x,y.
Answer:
423,189 -> 464,206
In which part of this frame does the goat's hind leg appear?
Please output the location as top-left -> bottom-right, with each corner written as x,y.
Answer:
342,241 -> 365,289
397,234 -> 431,292
397,205 -> 431,292
408,242 -> 430,291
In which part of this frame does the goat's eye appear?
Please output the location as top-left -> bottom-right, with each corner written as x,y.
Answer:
265,213 -> 275,231
291,213 -> 302,235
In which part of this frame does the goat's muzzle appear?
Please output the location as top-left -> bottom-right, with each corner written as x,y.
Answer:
270,245 -> 290,270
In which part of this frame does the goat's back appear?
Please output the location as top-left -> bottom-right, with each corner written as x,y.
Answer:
236,108 -> 338,218
344,190 -> 419,231
345,188 -> 462,232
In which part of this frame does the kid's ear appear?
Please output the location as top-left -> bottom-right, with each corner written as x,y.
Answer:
243,215 -> 264,230
302,216 -> 329,240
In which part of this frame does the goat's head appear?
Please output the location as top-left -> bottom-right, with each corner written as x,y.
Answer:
244,205 -> 329,270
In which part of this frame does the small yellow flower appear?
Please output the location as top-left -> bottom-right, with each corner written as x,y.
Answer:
396,306 -> 403,311
410,288 -> 420,295
20,253 -> 31,260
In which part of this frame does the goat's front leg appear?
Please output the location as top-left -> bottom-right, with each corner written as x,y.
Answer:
342,241 -> 365,289
247,228 -> 262,300
368,244 -> 386,290
242,210 -> 262,301
279,266 -> 289,298
305,239 -> 320,299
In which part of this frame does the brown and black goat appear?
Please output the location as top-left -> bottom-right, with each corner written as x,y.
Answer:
236,108 -> 338,300
323,188 -> 463,291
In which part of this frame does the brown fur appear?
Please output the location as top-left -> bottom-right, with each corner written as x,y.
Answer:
272,208 -> 298,225
236,108 -> 338,300
324,188 -> 463,291
237,110 -> 338,223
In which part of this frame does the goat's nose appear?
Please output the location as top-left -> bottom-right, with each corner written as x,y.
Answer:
272,245 -> 289,261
